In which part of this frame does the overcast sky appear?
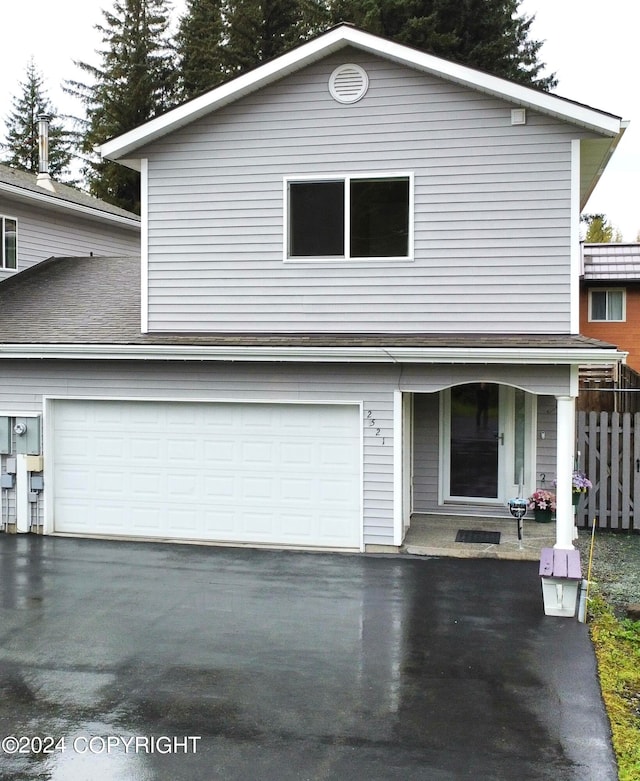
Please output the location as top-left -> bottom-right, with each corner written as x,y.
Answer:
1,0 -> 637,238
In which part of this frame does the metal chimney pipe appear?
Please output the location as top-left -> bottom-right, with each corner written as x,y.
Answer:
37,113 -> 52,176
36,114 -> 55,191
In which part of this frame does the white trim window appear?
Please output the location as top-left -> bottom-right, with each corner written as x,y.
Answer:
589,288 -> 625,322
1,216 -> 17,270
285,173 -> 413,261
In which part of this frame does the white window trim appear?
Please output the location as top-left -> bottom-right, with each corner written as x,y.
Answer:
283,171 -> 414,263
588,287 -> 626,322
1,214 -> 18,271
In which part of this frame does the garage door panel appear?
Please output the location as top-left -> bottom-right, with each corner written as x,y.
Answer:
167,474 -> 198,498
164,508 -> 200,532
280,477 -> 313,502
95,470 -> 132,498
94,435 -> 127,460
318,477 -> 359,505
130,435 -> 166,460
52,400 -> 361,548
244,510 -> 276,535
204,475 -> 235,498
280,442 -> 313,466
56,466 -> 92,494
280,512 -> 313,539
129,506 -> 163,531
241,440 -> 273,465
132,472 -> 165,499
167,437 -> 201,462
56,436 -> 90,459
242,476 -> 274,501
320,442 -> 359,469
319,514 -> 354,540
203,442 -> 238,465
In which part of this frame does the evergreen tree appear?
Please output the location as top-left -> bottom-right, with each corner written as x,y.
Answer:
225,0 -> 315,76
581,213 -> 622,243
176,0 -> 330,98
67,0 -> 178,213
176,0 -> 227,99
2,59 -> 74,179
330,0 -> 557,90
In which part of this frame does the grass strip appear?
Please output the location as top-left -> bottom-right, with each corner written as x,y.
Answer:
589,594 -> 640,781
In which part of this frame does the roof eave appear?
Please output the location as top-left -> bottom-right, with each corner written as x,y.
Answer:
0,343 -> 627,365
580,121 -> 628,210
0,181 -> 141,230
99,26 -> 622,166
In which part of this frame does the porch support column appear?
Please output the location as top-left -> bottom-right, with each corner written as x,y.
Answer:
555,395 -> 576,550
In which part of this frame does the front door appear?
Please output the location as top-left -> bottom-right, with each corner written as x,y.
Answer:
442,383 -> 534,505
446,383 -> 502,501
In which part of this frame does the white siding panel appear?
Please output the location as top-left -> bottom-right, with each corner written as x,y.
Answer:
413,393 -> 440,511
0,197 -> 139,279
142,49 -> 583,334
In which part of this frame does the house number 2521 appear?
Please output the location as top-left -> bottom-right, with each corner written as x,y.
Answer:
366,411 -> 385,444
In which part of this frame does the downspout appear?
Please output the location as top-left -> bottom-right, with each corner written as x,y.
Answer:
570,139 -> 581,334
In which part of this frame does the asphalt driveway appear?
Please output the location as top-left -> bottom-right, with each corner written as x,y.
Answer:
0,536 -> 616,780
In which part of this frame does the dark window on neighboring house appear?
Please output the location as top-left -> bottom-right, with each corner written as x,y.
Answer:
589,289 -> 625,321
1,217 -> 17,270
287,175 -> 411,260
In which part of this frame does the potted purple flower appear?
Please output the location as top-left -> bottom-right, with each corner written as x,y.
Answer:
528,489 -> 556,523
571,470 -> 592,506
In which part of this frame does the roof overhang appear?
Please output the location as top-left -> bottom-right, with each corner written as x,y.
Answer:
99,25 -> 623,172
580,121 -> 629,210
0,343 -> 627,365
0,181 -> 140,231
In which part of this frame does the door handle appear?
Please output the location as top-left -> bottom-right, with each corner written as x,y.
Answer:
495,432 -> 504,445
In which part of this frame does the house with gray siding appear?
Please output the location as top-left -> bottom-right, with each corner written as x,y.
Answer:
0,26 -> 627,553
0,163 -> 140,279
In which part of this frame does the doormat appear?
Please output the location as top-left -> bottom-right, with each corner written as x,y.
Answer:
455,530 -> 501,544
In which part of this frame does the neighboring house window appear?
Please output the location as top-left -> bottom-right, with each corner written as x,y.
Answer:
286,174 -> 412,260
1,217 -> 17,270
589,289 -> 625,322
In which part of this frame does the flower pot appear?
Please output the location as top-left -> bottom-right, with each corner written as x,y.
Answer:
534,508 -> 554,523
572,492 -> 586,507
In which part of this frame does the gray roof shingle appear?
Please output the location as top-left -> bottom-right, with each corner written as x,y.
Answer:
0,255 -> 618,352
0,164 -> 140,223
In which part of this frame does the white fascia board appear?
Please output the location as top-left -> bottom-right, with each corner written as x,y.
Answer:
0,181 -> 140,231
99,31 -> 350,163
99,26 -> 621,165
345,30 -> 621,136
0,343 -> 627,366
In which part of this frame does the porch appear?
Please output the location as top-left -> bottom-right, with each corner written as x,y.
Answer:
402,513 -> 556,561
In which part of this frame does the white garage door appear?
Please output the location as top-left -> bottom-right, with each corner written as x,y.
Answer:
51,399 -> 361,549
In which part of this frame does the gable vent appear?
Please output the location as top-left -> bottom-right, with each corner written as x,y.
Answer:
329,64 -> 369,104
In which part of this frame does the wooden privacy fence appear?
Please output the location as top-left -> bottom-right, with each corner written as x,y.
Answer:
576,411 -> 640,531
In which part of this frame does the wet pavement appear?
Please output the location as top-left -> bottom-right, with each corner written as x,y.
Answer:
0,535 -> 616,780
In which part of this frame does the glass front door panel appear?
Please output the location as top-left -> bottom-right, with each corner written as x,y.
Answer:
449,383 -> 499,499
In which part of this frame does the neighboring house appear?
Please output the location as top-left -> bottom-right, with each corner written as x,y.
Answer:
580,243 -> 640,371
0,162 -> 140,278
0,25 -> 627,553
578,243 -> 640,412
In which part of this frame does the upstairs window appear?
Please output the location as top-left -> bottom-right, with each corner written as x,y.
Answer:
286,174 -> 412,260
589,289 -> 625,322
1,217 -> 17,270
